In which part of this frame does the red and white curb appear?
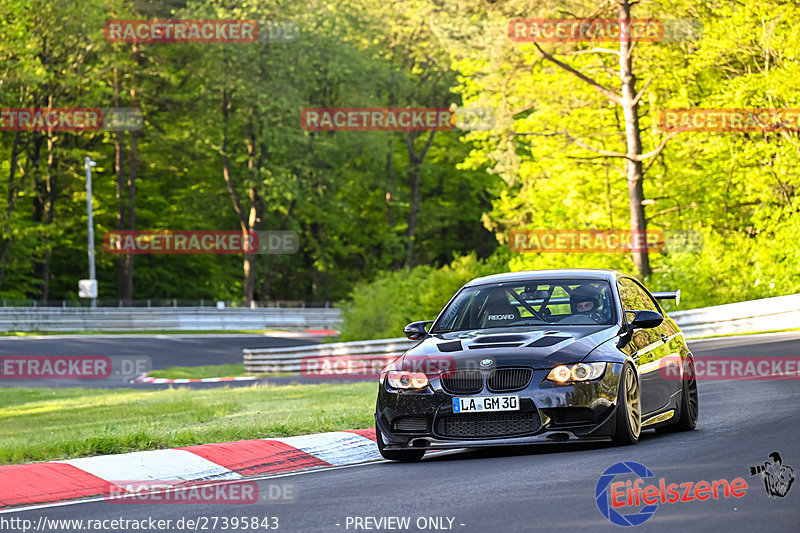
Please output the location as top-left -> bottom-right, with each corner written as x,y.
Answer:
0,428 -> 378,509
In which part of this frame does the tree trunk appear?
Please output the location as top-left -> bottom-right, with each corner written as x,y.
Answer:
0,132 -> 21,290
618,0 -> 651,277
125,67 -> 139,301
113,67 -> 131,299
386,139 -> 395,228
261,200 -> 296,299
405,166 -> 421,267
530,0 -> 671,279
38,134 -> 57,302
403,130 -> 436,267
242,113 -> 263,305
220,86 -> 261,305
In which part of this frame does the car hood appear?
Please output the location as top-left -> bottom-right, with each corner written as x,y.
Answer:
399,326 -> 620,371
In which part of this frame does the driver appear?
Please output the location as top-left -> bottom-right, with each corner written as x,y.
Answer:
570,285 -> 603,317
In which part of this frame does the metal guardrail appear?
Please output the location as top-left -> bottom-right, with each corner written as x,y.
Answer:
669,292 -> 800,338
0,307 -> 342,332
243,293 -> 800,373
244,338 -> 416,373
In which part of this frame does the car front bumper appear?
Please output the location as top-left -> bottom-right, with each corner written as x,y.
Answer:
375,362 -> 624,450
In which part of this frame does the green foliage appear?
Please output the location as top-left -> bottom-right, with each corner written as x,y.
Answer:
338,252 -> 510,340
0,0 -> 498,303
652,218 -> 800,311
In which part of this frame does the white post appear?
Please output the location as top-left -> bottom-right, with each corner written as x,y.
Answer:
85,156 -> 97,308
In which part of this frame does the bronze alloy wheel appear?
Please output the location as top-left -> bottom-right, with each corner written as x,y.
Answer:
625,366 -> 641,438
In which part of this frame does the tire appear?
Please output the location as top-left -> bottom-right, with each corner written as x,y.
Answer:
612,363 -> 641,445
376,428 -> 426,462
656,356 -> 698,433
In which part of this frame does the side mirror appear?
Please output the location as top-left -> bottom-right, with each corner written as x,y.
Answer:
403,320 -> 433,340
627,310 -> 664,330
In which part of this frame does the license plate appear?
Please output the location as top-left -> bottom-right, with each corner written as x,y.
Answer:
452,395 -> 519,413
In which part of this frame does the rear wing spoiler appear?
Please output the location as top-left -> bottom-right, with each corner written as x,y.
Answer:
652,290 -> 681,307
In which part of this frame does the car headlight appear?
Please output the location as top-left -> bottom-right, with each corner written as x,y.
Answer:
381,370 -> 429,389
547,362 -> 607,384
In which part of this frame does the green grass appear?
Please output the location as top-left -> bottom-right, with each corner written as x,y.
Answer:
147,364 -> 295,379
0,382 -> 376,464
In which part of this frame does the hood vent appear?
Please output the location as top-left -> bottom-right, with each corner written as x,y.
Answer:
468,342 -> 523,349
466,334 -> 526,349
437,341 -> 463,352
475,335 -> 528,343
526,336 -> 570,348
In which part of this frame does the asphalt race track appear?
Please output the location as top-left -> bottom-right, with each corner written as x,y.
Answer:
2,332 -> 799,532
0,334 -> 320,389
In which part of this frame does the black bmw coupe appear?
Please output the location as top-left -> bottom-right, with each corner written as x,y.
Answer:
375,269 -> 698,461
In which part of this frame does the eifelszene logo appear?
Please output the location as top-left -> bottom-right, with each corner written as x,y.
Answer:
749,452 -> 795,498
595,461 -> 748,526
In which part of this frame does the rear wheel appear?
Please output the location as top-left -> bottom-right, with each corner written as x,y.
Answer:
376,428 -> 426,462
656,357 -> 698,433
612,363 -> 641,445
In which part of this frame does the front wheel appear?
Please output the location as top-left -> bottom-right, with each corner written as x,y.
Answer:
376,428 -> 426,462
612,363 -> 641,445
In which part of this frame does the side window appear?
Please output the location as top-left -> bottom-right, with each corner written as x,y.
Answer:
617,278 -> 658,312
438,289 -> 479,330
633,282 -> 662,313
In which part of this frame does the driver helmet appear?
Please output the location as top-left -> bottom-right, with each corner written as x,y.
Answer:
570,285 -> 603,315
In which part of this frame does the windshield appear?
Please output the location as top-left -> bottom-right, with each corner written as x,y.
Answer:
431,279 -> 616,332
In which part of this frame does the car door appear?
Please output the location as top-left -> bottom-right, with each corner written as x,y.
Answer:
616,277 -> 673,415
642,287 -> 686,405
